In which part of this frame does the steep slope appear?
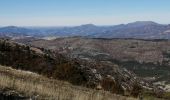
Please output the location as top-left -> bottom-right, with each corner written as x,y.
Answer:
0,65 -> 138,100
0,38 -> 159,97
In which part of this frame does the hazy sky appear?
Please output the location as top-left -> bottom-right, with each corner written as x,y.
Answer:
0,0 -> 170,26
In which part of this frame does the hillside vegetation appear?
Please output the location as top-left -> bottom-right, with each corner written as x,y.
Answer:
0,65 -> 137,100
0,38 -> 167,99
29,37 -> 170,85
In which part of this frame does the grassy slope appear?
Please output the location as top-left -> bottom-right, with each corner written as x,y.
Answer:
0,65 -> 136,100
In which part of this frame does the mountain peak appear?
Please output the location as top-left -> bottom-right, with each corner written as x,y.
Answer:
134,21 -> 156,23
2,26 -> 19,29
80,24 -> 96,27
127,21 -> 159,27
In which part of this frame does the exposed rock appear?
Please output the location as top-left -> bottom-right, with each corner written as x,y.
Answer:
0,38 -> 162,97
0,89 -> 29,100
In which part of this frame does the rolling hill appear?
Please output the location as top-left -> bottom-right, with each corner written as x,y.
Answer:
28,37 -> 170,91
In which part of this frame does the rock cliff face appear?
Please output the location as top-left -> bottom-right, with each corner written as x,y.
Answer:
0,38 -> 159,96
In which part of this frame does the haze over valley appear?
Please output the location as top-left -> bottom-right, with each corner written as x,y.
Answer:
1,0 -> 170,100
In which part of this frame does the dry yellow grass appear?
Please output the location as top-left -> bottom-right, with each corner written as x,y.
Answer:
0,65 -> 136,100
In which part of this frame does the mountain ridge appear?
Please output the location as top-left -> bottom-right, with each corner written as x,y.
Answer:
1,21 -> 170,39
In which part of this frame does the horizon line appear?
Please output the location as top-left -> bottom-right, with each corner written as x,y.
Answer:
0,21 -> 169,27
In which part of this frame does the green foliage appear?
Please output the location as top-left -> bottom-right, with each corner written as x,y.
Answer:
112,59 -> 170,82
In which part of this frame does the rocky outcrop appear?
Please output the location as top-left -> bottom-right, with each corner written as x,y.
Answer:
0,39 -> 160,97
75,60 -> 156,96
0,89 -> 29,100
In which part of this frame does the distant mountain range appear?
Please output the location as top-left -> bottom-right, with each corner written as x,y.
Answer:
1,21 -> 170,39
